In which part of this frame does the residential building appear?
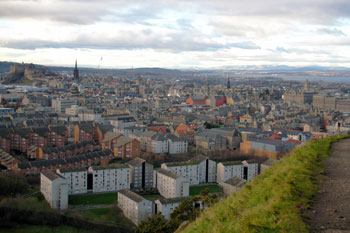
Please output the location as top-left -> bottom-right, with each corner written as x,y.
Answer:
88,164 -> 130,193
57,168 -> 88,194
242,160 -> 259,182
165,134 -> 188,154
40,170 -> 68,210
127,157 -> 153,189
113,136 -> 141,159
110,115 -> 136,129
154,168 -> 189,198
118,189 -> 153,225
52,98 -> 77,113
161,155 -> 216,185
217,161 -> 243,184
161,161 -> 199,185
154,197 -> 188,220
220,177 -> 246,196
150,133 -> 168,154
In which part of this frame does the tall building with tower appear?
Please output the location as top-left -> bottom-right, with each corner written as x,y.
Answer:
73,59 -> 79,81
227,76 -> 231,89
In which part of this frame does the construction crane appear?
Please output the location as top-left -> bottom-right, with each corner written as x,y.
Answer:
97,57 -> 103,69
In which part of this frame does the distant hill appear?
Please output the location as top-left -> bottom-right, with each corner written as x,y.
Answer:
0,61 -> 17,73
222,65 -> 350,72
2,63 -> 56,84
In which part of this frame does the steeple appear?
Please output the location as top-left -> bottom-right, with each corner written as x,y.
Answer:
227,76 -> 230,89
73,59 -> 79,81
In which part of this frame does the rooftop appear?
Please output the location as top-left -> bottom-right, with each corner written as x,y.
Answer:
118,189 -> 145,203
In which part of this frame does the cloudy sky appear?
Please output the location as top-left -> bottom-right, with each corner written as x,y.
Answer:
1,0 -> 350,69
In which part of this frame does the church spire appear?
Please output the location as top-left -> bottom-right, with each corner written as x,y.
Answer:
227,76 -> 230,89
73,59 -> 79,81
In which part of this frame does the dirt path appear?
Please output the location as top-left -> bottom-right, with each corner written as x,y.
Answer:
307,138 -> 350,233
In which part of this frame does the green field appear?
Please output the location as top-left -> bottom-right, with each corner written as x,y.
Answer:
189,184 -> 222,196
69,192 -> 118,205
183,136 -> 350,233
69,207 -> 134,228
78,208 -> 116,222
0,225 -> 92,233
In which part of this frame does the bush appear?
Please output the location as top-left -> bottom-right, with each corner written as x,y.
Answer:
0,172 -> 28,196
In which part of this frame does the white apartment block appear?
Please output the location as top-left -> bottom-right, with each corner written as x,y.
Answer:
57,168 -> 88,194
88,164 -> 130,193
118,189 -> 153,225
195,155 -> 216,183
217,161 -> 244,184
161,155 -> 216,185
161,162 -> 199,185
127,157 -> 153,189
40,170 -> 68,210
151,134 -> 168,154
242,160 -> 259,182
154,168 -> 189,199
155,197 -> 188,220
166,134 -> 188,154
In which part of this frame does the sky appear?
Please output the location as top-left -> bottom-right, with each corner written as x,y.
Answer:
1,0 -> 350,69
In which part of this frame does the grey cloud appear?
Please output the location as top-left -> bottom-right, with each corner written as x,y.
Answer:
2,0 -> 350,25
1,31 -> 260,52
317,28 -> 346,36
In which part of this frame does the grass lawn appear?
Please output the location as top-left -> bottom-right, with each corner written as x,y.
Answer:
70,207 -> 135,228
0,225 -> 92,233
189,184 -> 222,196
69,192 -> 118,205
78,208 -> 116,222
183,136 -> 350,233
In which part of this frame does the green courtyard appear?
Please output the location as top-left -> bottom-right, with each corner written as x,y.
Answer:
69,192 -> 118,205
189,184 -> 222,196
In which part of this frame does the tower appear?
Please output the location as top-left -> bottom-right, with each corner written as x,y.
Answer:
227,76 -> 231,89
73,59 -> 79,81
206,78 -> 210,96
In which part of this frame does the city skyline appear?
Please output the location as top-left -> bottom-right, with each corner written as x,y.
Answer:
1,0 -> 350,69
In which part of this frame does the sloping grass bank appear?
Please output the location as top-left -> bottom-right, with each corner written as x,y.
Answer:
182,136 -> 349,233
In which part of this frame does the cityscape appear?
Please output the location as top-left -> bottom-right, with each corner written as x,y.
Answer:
1,1 -> 350,233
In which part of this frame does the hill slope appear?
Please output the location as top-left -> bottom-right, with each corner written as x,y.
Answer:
182,135 -> 349,233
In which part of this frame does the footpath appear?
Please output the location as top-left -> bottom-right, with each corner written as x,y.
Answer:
307,138 -> 350,233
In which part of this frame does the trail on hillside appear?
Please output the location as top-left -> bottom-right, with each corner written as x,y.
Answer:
307,138 -> 350,233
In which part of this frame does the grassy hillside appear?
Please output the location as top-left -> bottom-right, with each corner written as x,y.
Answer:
182,136 -> 349,233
